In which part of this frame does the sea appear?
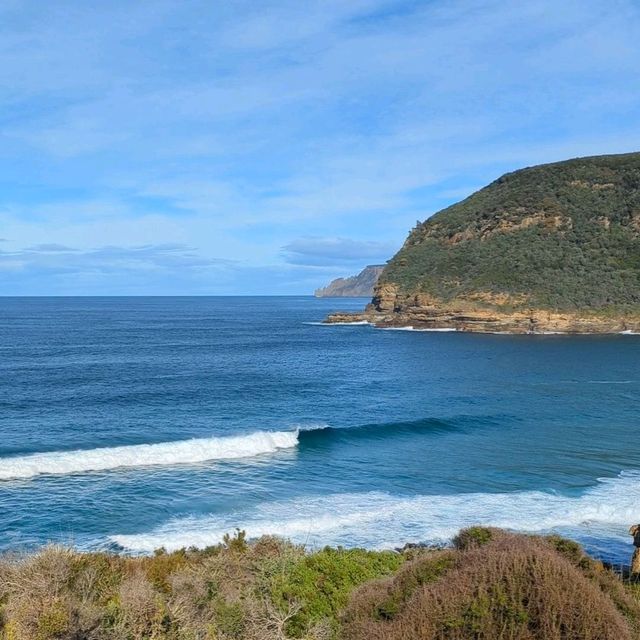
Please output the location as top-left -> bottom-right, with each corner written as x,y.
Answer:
1,296 -> 639,564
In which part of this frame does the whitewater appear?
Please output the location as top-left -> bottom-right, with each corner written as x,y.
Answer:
0,430 -> 299,480
110,471 -> 640,553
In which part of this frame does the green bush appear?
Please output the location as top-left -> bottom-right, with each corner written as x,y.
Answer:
35,599 -> 69,640
268,546 -> 403,637
452,526 -> 496,550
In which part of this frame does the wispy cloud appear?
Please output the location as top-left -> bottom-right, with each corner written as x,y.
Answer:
24,243 -> 78,253
282,237 -> 396,266
0,242 -> 350,295
0,243 -> 237,295
0,243 -> 229,273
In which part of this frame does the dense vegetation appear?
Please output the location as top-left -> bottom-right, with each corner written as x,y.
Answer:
0,531 -> 401,640
343,528 -> 640,640
381,152 -> 640,312
1,528 -> 640,639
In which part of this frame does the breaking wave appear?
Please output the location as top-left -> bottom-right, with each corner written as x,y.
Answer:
297,416 -> 481,444
0,430 -> 300,480
109,470 -> 640,553
0,416 -> 498,481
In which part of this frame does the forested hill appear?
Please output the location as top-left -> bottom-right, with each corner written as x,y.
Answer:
379,152 -> 640,312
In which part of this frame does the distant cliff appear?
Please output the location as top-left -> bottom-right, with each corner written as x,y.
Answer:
315,265 -> 384,297
327,151 -> 640,333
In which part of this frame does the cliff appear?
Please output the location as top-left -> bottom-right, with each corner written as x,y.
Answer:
327,152 -> 640,333
314,264 -> 384,297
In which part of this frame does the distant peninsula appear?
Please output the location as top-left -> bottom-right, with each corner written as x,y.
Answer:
327,152 -> 640,333
315,264 -> 384,297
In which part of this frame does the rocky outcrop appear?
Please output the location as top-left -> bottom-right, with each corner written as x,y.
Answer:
314,265 -> 384,298
325,290 -> 640,334
324,152 -> 640,333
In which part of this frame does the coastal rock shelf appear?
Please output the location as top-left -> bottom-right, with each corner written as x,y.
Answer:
324,306 -> 640,334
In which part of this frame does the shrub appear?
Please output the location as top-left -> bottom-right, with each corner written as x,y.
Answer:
143,548 -> 189,593
267,547 -> 402,637
341,532 -> 640,640
452,526 -> 498,550
0,546 -> 76,640
222,529 -> 248,555
115,571 -> 168,638
35,599 -> 69,640
372,551 -> 457,621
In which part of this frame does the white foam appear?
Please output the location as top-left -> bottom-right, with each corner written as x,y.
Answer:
110,470 -> 640,553
378,326 -> 458,332
318,320 -> 371,326
0,430 -> 299,480
303,321 -> 370,326
586,380 -> 635,384
489,331 -> 567,335
621,330 -> 640,335
536,331 -> 569,335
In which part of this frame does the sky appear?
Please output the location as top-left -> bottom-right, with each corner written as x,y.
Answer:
1,0 -> 639,295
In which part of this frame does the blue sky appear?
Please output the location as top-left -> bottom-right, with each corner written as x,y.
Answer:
1,0 -> 639,295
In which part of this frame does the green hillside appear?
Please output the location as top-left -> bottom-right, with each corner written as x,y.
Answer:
381,152 -> 640,312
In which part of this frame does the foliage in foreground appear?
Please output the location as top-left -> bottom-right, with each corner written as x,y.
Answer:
0,531 -> 401,640
342,528 -> 640,640
1,528 -> 640,639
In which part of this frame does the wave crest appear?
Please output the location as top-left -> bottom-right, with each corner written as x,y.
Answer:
0,430 -> 299,480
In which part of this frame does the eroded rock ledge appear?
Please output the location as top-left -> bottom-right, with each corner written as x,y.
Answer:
325,285 -> 640,334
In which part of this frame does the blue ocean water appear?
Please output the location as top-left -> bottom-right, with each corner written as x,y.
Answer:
1,296 -> 639,564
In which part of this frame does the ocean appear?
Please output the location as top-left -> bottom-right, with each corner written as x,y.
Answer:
1,296 -> 639,564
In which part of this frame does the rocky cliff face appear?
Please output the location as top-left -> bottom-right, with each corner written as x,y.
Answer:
326,152 -> 640,333
314,265 -> 384,297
